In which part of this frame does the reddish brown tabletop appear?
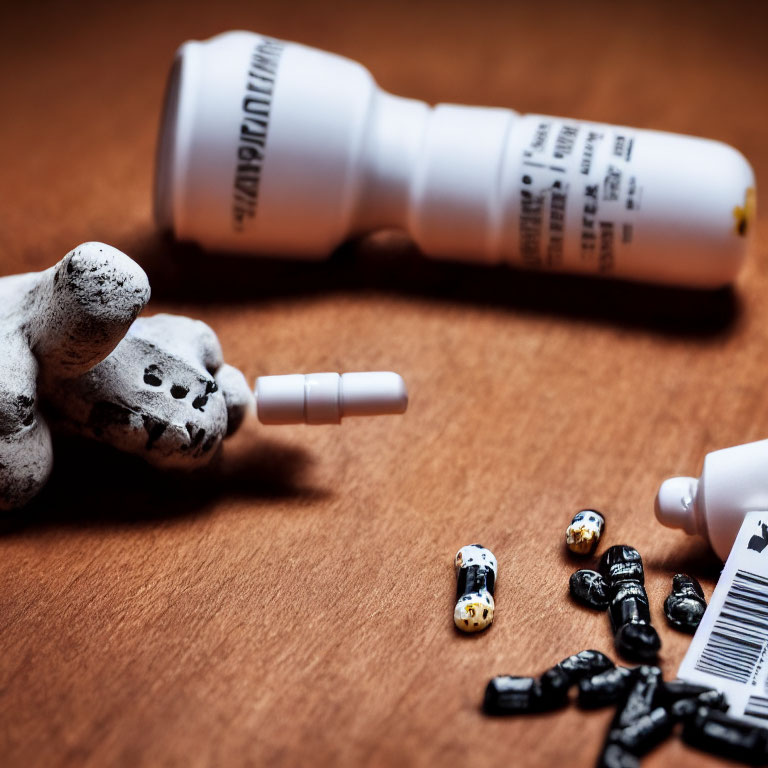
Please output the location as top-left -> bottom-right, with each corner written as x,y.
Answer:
1,1 -> 768,766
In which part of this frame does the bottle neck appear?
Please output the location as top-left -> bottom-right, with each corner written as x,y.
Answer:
352,90 -> 429,233
655,476 -> 703,536
353,91 -> 520,263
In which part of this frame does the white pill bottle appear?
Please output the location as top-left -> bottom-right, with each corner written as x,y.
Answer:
155,31 -> 756,288
656,439 -> 768,560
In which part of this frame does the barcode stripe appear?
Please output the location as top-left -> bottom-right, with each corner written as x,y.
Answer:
746,696 -> 768,720
694,569 -> 768,683
699,654 -> 751,676
735,572 -> 768,587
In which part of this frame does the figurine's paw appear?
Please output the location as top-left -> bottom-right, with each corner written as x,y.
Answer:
33,242 -> 150,379
0,334 -> 53,510
215,364 -> 254,436
42,314 -> 253,469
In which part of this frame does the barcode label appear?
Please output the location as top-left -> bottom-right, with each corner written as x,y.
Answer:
693,570 -> 768,683
678,511 -> 768,727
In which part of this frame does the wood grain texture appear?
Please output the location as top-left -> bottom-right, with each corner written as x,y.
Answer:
1,1 -> 767,765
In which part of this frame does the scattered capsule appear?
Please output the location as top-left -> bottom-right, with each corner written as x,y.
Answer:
600,545 -> 644,585
569,569 -> 609,610
454,544 -> 496,633
565,509 -> 605,555
540,651 -> 614,698
483,676 -> 545,715
539,650 -> 615,703
670,693 -> 728,723
664,574 -> 707,633
557,649 -> 614,679
483,652 -> 613,715
596,743 -> 640,768
659,680 -> 723,707
610,588 -> 661,661
578,666 -> 634,709
697,689 -> 729,711
600,546 -> 660,661
682,707 -> 768,764
662,681 -> 728,722
608,706 -> 674,756
670,698 -> 700,722
613,666 -> 662,729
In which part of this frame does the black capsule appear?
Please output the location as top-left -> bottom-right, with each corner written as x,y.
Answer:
664,682 -> 729,723
615,622 -> 661,662
596,743 -> 640,768
483,676 -> 547,715
609,585 -> 661,661
660,680 -> 722,706
609,581 -> 651,628
569,569 -> 609,610
697,689 -> 729,711
608,706 -> 674,756
539,649 -> 615,704
552,649 -> 615,681
670,695 -> 724,723
613,666 -> 662,729
537,667 -> 571,707
599,545 -> 645,585
682,707 -> 768,764
664,574 -> 707,633
601,546 -> 660,662
578,666 -> 634,709
671,697 -> 700,722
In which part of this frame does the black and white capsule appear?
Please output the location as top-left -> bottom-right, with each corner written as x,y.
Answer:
454,544 -> 497,632
565,509 -> 605,555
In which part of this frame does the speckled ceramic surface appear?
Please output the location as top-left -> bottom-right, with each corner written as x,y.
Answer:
0,243 -> 252,510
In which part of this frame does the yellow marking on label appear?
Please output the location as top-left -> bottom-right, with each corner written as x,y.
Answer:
733,187 -> 756,237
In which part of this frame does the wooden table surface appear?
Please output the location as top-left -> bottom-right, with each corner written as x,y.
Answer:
2,1 -> 768,765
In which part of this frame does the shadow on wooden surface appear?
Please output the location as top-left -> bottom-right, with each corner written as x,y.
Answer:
643,538 -> 724,584
0,434 -> 323,535
129,230 -> 741,340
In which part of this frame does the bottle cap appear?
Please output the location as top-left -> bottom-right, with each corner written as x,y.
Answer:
655,476 -> 700,535
255,372 -> 408,425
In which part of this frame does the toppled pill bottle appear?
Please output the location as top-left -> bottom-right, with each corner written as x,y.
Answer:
655,438 -> 768,560
155,31 -> 756,288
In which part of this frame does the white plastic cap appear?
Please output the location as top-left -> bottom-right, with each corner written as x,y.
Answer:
255,372 -> 408,425
655,476 -> 700,535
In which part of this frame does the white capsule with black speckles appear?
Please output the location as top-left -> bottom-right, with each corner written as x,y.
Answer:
566,509 -> 605,555
454,544 -> 497,633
